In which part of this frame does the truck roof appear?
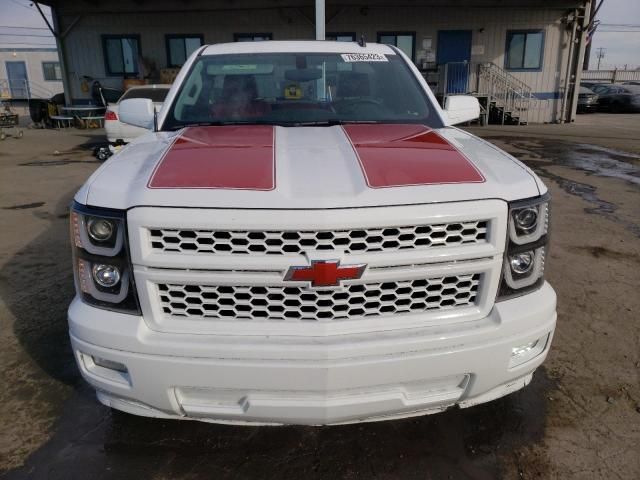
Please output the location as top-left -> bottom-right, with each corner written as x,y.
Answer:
200,40 -> 398,56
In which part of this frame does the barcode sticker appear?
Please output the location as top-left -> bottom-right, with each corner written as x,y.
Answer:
341,53 -> 388,62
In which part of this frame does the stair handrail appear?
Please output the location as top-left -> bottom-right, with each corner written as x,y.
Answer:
478,62 -> 532,94
477,62 -> 534,125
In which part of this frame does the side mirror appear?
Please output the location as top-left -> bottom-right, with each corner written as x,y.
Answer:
442,95 -> 480,126
118,98 -> 155,129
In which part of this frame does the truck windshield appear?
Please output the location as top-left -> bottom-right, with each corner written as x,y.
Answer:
162,52 -> 442,129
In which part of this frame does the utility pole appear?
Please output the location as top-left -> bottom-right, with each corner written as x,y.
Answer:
595,47 -> 606,70
583,0 -> 597,70
315,0 -> 325,40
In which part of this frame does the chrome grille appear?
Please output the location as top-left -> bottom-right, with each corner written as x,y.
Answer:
149,221 -> 488,255
157,273 -> 481,321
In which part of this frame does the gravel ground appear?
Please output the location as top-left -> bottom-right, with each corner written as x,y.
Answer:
0,115 -> 639,479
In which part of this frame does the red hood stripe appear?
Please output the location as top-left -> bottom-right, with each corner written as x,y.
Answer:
342,124 -> 485,188
148,126 -> 275,190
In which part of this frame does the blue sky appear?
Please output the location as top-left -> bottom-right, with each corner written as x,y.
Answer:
588,0 -> 640,69
1,0 -> 638,70
0,1 -> 54,49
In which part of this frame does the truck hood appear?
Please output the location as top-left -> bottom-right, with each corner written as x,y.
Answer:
79,124 -> 542,210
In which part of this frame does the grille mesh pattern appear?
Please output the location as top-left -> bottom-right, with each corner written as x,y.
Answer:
149,221 -> 488,255
157,274 -> 481,321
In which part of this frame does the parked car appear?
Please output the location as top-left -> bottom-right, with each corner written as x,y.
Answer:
577,86 -> 598,113
580,81 -> 605,90
68,41 -> 556,426
589,83 -> 615,96
596,84 -> 640,113
104,84 -> 171,144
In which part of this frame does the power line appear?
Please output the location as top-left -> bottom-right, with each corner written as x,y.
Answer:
7,0 -> 35,11
0,33 -> 54,38
0,25 -> 50,30
0,41 -> 56,46
6,0 -> 53,18
599,23 -> 640,27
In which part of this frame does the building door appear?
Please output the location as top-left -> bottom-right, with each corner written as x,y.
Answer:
6,61 -> 30,99
436,30 -> 472,94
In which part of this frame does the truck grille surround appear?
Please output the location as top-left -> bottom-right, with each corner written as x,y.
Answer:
127,203 -> 506,332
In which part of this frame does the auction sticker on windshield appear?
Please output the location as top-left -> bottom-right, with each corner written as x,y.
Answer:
341,53 -> 388,62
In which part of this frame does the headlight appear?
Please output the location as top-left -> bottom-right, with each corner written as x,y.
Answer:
87,217 -> 116,242
70,202 -> 140,314
508,196 -> 549,245
509,251 -> 534,274
498,194 -> 550,300
513,208 -> 538,234
71,207 -> 124,255
92,264 -> 121,288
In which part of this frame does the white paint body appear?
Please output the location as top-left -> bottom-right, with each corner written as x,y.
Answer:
70,41 -> 556,425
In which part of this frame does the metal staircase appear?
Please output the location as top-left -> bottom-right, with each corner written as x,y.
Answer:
431,62 -> 535,125
475,62 -> 535,125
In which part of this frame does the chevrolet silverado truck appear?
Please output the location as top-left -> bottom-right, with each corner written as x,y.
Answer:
69,41 -> 556,425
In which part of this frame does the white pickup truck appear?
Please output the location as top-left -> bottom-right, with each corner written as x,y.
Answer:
69,41 -> 556,425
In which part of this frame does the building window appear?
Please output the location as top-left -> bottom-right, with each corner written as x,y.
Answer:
233,33 -> 272,42
377,32 -> 416,61
326,32 -> 356,42
505,30 -> 544,71
42,61 -> 62,81
102,35 -> 141,76
166,34 -> 204,67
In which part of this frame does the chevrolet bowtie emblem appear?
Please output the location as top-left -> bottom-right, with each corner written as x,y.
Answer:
284,260 -> 366,287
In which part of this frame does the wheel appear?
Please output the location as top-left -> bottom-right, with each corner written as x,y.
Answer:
0,132 -> 5,141
17,130 -> 23,138
610,102 -> 624,114
96,147 -> 111,161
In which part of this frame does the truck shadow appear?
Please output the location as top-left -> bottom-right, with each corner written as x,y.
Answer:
0,188 -> 79,389
4,371 -> 555,480
1,191 -> 555,480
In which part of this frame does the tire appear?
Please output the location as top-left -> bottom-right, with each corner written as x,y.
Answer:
0,132 -> 5,141
611,102 -> 624,114
17,130 -> 23,138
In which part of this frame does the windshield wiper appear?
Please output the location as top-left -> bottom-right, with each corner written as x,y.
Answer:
293,120 -> 379,126
167,119 -> 380,130
167,120 -> 276,130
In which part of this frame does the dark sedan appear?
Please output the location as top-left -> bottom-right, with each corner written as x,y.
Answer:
580,81 -> 604,90
577,86 -> 598,113
596,84 -> 640,113
589,83 -> 614,95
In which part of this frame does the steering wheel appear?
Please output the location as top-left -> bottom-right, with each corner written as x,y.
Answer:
334,98 -> 383,107
332,98 -> 385,114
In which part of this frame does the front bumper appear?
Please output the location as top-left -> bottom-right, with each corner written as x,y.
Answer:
69,283 -> 556,425
577,102 -> 598,112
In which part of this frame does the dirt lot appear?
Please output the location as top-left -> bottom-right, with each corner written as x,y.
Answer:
1,114 -> 639,479
469,113 -> 640,157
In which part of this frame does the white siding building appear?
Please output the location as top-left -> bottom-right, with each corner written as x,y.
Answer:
39,0 -> 592,123
0,48 -> 64,100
